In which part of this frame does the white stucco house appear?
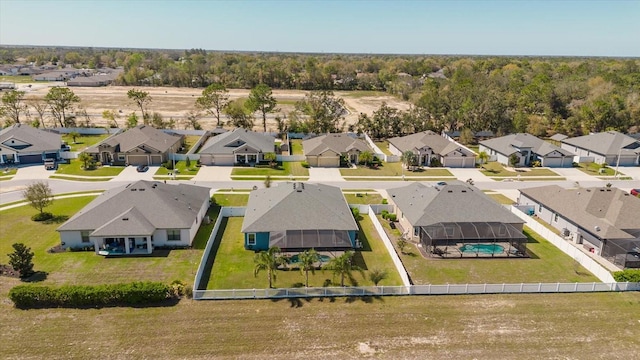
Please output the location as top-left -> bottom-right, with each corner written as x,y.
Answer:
57,180 -> 212,256
480,133 -> 574,167
560,131 -> 640,166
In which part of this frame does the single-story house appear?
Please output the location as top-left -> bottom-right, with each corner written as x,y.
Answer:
198,128 -> 275,166
241,182 -> 358,251
302,133 -> 370,167
33,70 -> 77,81
560,131 -> 640,166
0,124 -> 62,165
387,182 -> 527,257
389,131 -> 476,168
443,130 -> 495,142
84,125 -> 183,166
57,180 -> 211,255
518,185 -> 640,268
479,133 -> 574,167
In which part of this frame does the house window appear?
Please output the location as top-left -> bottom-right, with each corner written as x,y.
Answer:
118,154 -> 125,161
81,231 -> 90,243
414,227 -> 419,236
554,213 -> 559,222
167,229 -> 181,241
247,233 -> 256,246
538,205 -> 542,213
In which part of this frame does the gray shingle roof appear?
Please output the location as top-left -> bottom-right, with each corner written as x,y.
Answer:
550,134 -> 568,141
387,182 -> 524,226
302,133 -> 370,156
519,185 -> 640,240
198,128 -> 275,155
561,131 -> 640,156
57,181 -> 211,235
86,125 -> 181,154
480,133 -> 573,157
0,124 -> 61,153
388,131 -> 475,156
242,182 -> 357,233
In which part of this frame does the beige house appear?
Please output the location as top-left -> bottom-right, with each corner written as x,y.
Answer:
85,125 -> 183,166
198,129 -> 275,166
388,131 -> 476,168
302,133 -> 371,167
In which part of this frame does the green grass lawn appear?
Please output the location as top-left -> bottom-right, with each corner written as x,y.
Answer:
155,160 -> 200,176
344,193 -> 384,204
177,135 -> 202,154
0,167 -> 17,180
486,193 -> 515,205
379,219 -> 598,285
467,144 -> 480,154
481,162 -> 560,177
56,159 -> 125,177
373,141 -> 392,155
342,90 -> 389,98
231,162 -> 309,177
212,194 -> 249,206
340,162 -> 453,177
576,162 -> 621,176
61,133 -> 110,152
290,139 -> 303,155
0,196 -> 217,286
0,75 -> 34,83
207,216 -> 402,289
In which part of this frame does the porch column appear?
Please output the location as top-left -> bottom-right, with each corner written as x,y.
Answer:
146,237 -> 153,254
124,238 -> 130,254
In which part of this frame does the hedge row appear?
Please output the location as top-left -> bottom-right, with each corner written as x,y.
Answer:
613,269 -> 640,283
9,282 -> 173,308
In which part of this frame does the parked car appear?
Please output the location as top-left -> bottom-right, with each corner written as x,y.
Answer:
436,181 -> 447,186
44,159 -> 56,170
631,189 -> 640,197
136,164 -> 149,172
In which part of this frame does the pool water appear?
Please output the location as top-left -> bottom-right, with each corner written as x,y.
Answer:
459,244 -> 505,254
289,254 -> 332,264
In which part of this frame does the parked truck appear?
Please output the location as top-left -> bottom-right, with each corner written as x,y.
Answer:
44,158 -> 56,170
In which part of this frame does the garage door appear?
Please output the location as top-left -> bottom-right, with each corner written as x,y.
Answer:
44,152 -> 58,159
542,158 -> 563,168
444,158 -> 463,168
150,155 -> 163,165
214,155 -> 234,166
18,154 -> 42,164
127,155 -> 149,166
318,156 -> 339,167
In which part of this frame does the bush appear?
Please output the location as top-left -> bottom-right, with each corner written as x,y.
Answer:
8,282 -> 173,309
163,161 -> 174,170
31,212 -> 53,222
301,161 -> 310,168
381,210 -> 389,219
613,269 -> 640,282
351,207 -> 360,220
386,213 -> 397,222
382,198 -> 388,204
254,164 -> 272,168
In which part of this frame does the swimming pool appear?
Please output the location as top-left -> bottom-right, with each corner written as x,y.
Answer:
459,244 -> 505,254
289,254 -> 332,264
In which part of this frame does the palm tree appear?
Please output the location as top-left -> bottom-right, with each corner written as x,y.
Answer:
478,151 -> 489,166
359,151 -> 373,167
253,246 -> 287,288
78,152 -> 93,170
324,251 -> 364,287
368,268 -> 388,286
401,150 -> 417,172
298,249 -> 320,287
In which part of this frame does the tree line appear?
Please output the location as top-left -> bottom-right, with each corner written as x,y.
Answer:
1,46 -> 639,136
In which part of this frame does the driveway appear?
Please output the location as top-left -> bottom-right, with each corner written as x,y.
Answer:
550,167 -> 598,182
110,165 -> 159,182
619,166 -> 640,180
192,166 -> 232,181
308,167 -> 344,182
447,168 -> 492,183
12,165 -> 52,181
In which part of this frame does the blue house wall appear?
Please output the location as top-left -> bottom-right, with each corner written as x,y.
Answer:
244,232 -> 270,251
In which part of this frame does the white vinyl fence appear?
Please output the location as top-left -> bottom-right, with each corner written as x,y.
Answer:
367,206 -> 412,287
509,206 -> 616,283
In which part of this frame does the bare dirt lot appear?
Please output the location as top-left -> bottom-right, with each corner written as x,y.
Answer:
18,83 -> 412,131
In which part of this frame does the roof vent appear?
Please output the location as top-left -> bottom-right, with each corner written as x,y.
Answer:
122,217 -> 129,221
447,190 -> 453,193
131,188 -> 137,191
594,225 -> 601,232
139,188 -> 145,191
461,190 -> 467,193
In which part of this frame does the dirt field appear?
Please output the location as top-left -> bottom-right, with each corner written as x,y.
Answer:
18,83 -> 411,131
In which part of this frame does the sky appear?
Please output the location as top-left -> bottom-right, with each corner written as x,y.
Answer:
0,0 -> 639,57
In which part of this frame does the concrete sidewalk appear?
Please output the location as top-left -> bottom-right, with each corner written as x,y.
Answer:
447,168 -> 493,183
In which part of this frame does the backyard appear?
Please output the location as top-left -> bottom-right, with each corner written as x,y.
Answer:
379,218 -> 599,285
343,192 -> 384,204
177,135 -> 202,154
289,139 -> 303,155
0,197 -> 218,286
61,133 -> 110,152
373,140 -> 392,155
204,215 -> 402,289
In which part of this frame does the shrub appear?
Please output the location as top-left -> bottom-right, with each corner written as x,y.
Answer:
351,207 -> 360,220
613,269 -> 640,282
31,212 -> 53,222
254,164 -> 271,168
382,198 -> 388,204
381,210 -> 389,219
386,213 -> 397,222
8,282 -> 173,309
301,161 -> 310,168
163,161 -> 174,170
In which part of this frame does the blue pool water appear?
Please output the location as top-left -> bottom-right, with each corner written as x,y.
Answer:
289,254 -> 332,264
459,244 -> 505,254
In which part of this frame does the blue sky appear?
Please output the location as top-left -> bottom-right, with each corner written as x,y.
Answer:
1,0 -> 638,56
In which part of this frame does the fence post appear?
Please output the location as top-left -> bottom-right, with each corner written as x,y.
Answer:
520,283 -> 524,292
556,283 -> 560,292
574,283 -> 578,291
592,282 -> 596,291
483,283 -> 486,293
447,284 -> 450,294
537,283 -> 541,292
